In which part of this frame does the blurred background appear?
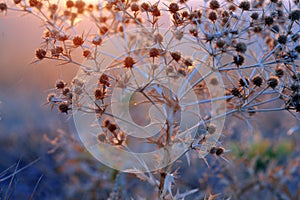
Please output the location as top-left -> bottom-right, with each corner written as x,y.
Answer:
1,3 -> 300,200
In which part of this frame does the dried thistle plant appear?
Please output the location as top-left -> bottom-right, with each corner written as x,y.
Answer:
2,0 -> 300,198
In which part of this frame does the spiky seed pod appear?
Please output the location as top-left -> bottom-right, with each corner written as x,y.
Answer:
73,36 -> 84,46
289,10 -> 300,21
236,42 -> 247,53
233,55 -> 244,66
35,49 -> 46,60
216,147 -> 225,156
264,16 -> 274,25
252,76 -> 263,87
267,76 -> 279,89
97,132 -> 106,142
275,68 -> 284,78
209,0 -> 220,10
56,80 -> 65,89
123,56 -> 135,69
168,3 -> 179,13
239,1 -> 250,11
149,48 -> 160,58
58,102 -> 69,114
208,11 -> 218,22
231,87 -> 241,97
141,2 -> 150,12
239,78 -> 249,87
171,51 -> 181,62
251,12 -> 259,20
277,35 -> 287,44
131,3 -> 139,12
207,124 -> 217,134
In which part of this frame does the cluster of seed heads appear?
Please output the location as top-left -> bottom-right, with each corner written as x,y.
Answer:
4,0 -> 296,146
3,0 -> 300,182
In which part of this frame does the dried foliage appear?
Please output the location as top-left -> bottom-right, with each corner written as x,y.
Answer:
2,0 -> 300,199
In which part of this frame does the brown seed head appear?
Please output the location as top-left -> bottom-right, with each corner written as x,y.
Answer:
35,49 -> 47,60
216,147 -> 225,156
154,33 -> 163,44
131,3 -> 139,12
252,76 -> 263,87
149,48 -> 160,58
239,1 -> 250,10
209,0 -> 220,10
141,2 -> 150,12
73,36 -> 84,46
267,76 -> 279,89
66,0 -> 74,8
169,2 -> 179,13
97,132 -> 106,142
58,102 -> 69,114
208,11 -> 218,22
99,74 -> 110,87
123,56 -> 135,69
56,80 -> 65,89
14,0 -> 21,4
236,42 -> 247,53
171,51 -> 181,62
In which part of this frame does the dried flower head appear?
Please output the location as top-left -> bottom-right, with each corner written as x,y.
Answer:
231,87 -> 241,97
289,10 -> 300,21
252,76 -> 263,87
150,5 -> 160,17
149,48 -> 160,58
99,74 -> 110,87
171,51 -> 181,62
183,58 -> 193,66
267,76 -> 279,89
207,124 -> 217,134
251,12 -> 259,20
168,2 -> 179,13
216,147 -> 225,156
51,46 -> 63,57
97,132 -> 106,142
83,49 -> 91,58
47,93 -> 56,103
13,0 -> 21,4
239,78 -> 249,87
264,16 -> 274,25
131,3 -> 139,12
73,36 -> 84,46
62,87 -> 71,96
277,35 -> 287,44
208,11 -> 218,22
58,102 -> 69,114
275,68 -> 284,78
141,2 -> 150,12
94,88 -> 105,100
0,3 -> 7,12
123,56 -> 135,69
216,39 -> 226,48
209,0 -> 220,10
92,36 -> 102,46
99,26 -> 108,35
239,1 -> 250,11
66,0 -> 74,8
233,55 -> 244,66
56,80 -> 65,89
154,33 -> 163,44
35,49 -> 47,60
236,42 -> 247,53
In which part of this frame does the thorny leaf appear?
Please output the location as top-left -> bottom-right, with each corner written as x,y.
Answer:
161,173 -> 175,198
174,188 -> 198,200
